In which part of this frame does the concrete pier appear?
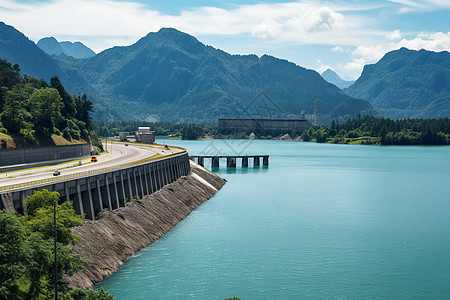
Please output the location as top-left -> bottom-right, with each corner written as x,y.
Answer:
0,153 -> 191,220
212,157 -> 220,168
227,157 -> 236,168
190,155 -> 269,168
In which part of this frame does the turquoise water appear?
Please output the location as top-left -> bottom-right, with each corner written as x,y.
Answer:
99,140 -> 450,299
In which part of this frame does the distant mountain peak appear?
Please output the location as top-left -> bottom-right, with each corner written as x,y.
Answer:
37,37 -> 95,58
321,69 -> 354,89
37,37 -> 64,55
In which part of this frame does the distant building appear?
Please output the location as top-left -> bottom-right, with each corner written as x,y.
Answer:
119,132 -> 129,142
136,127 -> 155,144
218,118 -> 312,137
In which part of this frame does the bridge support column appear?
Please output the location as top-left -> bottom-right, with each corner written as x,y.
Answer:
164,161 -> 170,185
105,176 -> 114,209
76,183 -> 85,219
127,171 -> 133,202
120,173 -> 127,205
138,168 -> 144,198
96,178 -> 104,211
242,157 -> 248,167
263,156 -> 269,166
143,166 -> 150,195
86,180 -> 95,220
64,182 -> 70,203
212,157 -> 220,168
112,174 -> 120,209
254,156 -> 260,167
227,157 -> 236,168
198,157 -> 204,167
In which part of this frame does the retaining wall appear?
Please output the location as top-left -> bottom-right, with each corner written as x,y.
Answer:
0,143 -> 92,167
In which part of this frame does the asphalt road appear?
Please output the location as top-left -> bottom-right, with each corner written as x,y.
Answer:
0,143 -> 183,188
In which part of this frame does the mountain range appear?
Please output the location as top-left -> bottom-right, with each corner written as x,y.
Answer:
0,22 -> 375,123
321,69 -> 354,89
37,37 -> 96,59
346,47 -> 450,118
1,21 -> 448,123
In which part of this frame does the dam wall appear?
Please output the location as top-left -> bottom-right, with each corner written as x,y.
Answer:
218,117 -> 312,136
65,161 -> 226,289
0,153 -> 191,220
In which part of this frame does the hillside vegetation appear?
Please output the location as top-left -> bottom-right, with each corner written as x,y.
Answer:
0,58 -> 101,149
346,48 -> 450,119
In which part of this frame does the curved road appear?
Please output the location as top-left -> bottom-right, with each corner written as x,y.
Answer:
0,143 -> 184,188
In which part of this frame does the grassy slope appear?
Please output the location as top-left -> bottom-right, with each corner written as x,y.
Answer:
0,133 -> 86,148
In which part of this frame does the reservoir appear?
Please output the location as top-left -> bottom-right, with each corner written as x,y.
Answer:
98,140 -> 450,299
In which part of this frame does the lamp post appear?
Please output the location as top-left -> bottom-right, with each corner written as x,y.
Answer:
53,199 -> 58,300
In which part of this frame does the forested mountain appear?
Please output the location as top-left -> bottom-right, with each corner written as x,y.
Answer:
321,69 -> 354,89
0,22 -> 92,96
38,37 -> 96,58
346,48 -> 450,119
55,28 -> 375,123
1,22 -> 375,123
0,22 -> 117,120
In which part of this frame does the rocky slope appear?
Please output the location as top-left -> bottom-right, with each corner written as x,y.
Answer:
65,161 -> 226,289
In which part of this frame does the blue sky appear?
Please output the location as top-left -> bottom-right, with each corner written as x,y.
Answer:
1,0 -> 449,79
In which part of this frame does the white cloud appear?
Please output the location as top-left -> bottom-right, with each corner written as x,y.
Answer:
331,46 -> 345,53
386,30 -> 402,41
396,32 -> 450,51
286,6 -> 344,33
0,0 -> 375,52
388,0 -> 450,12
252,19 -> 283,39
341,45 -> 384,79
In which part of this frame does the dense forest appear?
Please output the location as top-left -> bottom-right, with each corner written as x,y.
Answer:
0,59 -> 102,149
301,115 -> 450,145
0,190 -> 114,299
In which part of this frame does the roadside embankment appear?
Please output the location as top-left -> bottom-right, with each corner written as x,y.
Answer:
65,161 -> 226,289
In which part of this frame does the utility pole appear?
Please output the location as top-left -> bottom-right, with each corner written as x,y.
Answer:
53,199 -> 58,300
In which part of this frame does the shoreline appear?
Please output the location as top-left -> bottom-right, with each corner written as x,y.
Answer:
65,161 -> 226,289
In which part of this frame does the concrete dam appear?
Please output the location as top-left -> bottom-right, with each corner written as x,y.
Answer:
0,153 -> 191,220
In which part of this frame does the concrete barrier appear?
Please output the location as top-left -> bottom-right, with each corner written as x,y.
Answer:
0,143 -> 92,171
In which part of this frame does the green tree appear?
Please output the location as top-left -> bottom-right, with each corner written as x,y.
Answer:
23,190 -> 84,245
0,90 -> 28,133
0,211 -> 28,299
50,76 -> 77,120
29,88 -> 64,136
22,190 -> 86,298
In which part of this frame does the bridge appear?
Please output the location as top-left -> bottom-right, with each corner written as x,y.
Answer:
189,155 -> 269,168
0,143 -> 191,220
